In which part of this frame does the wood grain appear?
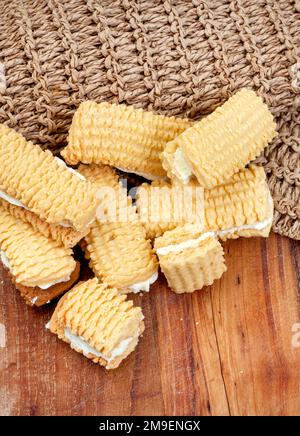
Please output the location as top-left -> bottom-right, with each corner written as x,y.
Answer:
0,232 -> 299,416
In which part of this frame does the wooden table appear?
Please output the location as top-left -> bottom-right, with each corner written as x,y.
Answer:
0,232 -> 299,416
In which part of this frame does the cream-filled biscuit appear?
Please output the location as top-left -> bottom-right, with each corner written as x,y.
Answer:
48,278 -> 145,369
79,164 -> 158,293
204,165 -> 273,240
0,203 -> 78,304
0,124 -> 99,232
154,225 -> 226,294
161,89 -> 277,188
62,101 -> 193,180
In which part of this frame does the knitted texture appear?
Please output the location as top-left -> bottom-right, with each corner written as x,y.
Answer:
0,0 -> 299,238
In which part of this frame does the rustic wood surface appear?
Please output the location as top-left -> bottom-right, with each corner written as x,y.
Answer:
0,232 -> 299,416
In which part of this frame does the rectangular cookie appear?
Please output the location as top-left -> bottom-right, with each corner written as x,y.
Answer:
0,199 -> 86,248
136,179 -> 204,239
204,165 -> 273,240
79,164 -> 158,293
162,89 -> 277,188
48,278 -> 145,369
0,202 -> 79,305
154,224 -> 226,294
0,124 -> 99,232
61,101 -> 193,180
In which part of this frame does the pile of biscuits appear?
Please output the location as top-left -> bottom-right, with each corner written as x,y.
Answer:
0,89 -> 277,369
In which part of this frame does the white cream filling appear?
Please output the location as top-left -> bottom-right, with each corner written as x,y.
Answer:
157,213 -> 273,256
156,232 -> 215,256
0,248 -> 71,289
0,249 -> 11,270
116,166 -> 165,181
58,220 -> 73,228
64,327 -> 133,362
173,148 -> 193,184
54,157 -> 86,181
0,190 -> 29,210
127,270 -> 158,293
38,274 -> 71,290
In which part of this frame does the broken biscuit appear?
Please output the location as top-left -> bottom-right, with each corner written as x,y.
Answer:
154,225 -> 226,294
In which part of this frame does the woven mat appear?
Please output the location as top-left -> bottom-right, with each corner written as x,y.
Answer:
0,0 -> 299,239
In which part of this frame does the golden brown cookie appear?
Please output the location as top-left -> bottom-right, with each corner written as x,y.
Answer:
0,203 -> 77,289
154,224 -> 226,294
12,261 -> 80,307
0,200 -> 86,248
62,101 -> 193,179
204,165 -> 273,240
79,165 -> 158,292
48,278 -> 145,369
161,89 -> 277,188
0,124 -> 99,232
136,179 -> 204,239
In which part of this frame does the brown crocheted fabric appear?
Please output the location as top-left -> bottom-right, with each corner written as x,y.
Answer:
0,0 -> 299,239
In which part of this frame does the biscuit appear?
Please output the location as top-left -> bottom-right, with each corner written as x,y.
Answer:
80,165 -> 158,292
0,200 -> 86,248
48,278 -> 145,369
0,124 -> 99,232
154,225 -> 226,294
161,89 -> 277,188
0,203 -> 77,289
136,179 -> 204,239
12,261 -> 80,307
78,163 -> 136,223
204,165 -> 273,240
61,101 -> 193,179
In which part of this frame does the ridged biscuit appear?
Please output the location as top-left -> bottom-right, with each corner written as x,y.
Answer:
79,165 -> 158,291
0,203 -> 76,289
0,124 -> 99,232
48,278 -> 145,369
62,101 -> 193,179
0,200 -> 86,248
136,180 -> 204,239
11,261 -> 80,307
204,165 -> 273,240
154,225 -> 226,294
161,89 -> 277,188
78,163 -> 120,188
78,163 -> 136,223
85,221 -> 158,291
